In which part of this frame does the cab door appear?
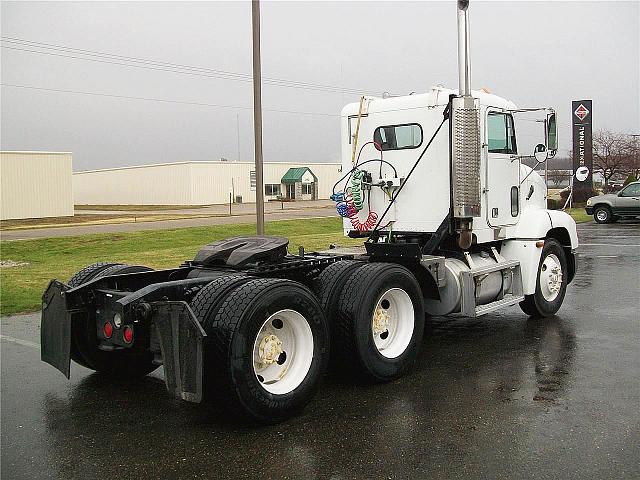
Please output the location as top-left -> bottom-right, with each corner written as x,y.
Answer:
485,111 -> 520,227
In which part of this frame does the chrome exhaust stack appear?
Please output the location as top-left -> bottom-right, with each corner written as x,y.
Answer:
457,0 -> 472,97
451,0 -> 481,249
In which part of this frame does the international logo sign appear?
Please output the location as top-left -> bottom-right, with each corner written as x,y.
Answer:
574,103 -> 589,121
576,166 -> 590,182
572,100 -> 593,202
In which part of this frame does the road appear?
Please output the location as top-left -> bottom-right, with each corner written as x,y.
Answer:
1,206 -> 336,241
1,222 -> 639,479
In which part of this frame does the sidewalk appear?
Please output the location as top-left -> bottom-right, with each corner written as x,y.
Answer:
77,199 -> 335,215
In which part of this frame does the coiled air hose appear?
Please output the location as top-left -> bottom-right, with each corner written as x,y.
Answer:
333,181 -> 378,232
350,169 -> 365,211
349,210 -> 378,232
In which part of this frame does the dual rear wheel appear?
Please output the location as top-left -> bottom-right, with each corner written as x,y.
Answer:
193,262 -> 425,422
191,276 -> 328,423
314,261 -> 425,382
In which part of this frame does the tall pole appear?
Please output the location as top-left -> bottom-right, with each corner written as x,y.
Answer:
236,112 -> 241,161
252,0 -> 265,235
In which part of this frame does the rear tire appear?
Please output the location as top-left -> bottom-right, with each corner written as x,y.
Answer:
594,206 -> 612,223
67,263 -> 159,378
198,278 -> 329,423
67,262 -> 121,369
313,260 -> 364,329
334,263 -> 425,382
519,239 -> 568,318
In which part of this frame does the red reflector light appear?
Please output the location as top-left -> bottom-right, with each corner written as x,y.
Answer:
103,322 -> 113,339
123,325 -> 134,344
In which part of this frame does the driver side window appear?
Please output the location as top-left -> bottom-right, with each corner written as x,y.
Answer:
620,183 -> 640,197
487,112 -> 517,154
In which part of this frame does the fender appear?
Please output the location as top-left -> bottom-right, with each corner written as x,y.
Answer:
507,208 -> 578,249
502,208 -> 578,294
547,210 -> 579,249
506,207 -> 552,240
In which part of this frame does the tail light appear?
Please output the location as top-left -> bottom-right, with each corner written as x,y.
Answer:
103,322 -> 113,339
123,325 -> 134,344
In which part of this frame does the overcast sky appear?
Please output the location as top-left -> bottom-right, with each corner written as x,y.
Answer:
1,1 -> 638,171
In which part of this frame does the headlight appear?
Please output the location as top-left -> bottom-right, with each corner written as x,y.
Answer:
586,199 -> 592,206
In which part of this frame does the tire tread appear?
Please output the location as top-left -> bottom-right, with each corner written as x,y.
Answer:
334,262 -> 401,376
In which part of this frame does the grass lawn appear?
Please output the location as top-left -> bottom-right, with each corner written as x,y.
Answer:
0,217 -> 360,316
564,208 -> 592,224
0,210 -> 592,316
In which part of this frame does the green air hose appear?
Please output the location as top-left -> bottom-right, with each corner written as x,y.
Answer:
350,169 -> 364,211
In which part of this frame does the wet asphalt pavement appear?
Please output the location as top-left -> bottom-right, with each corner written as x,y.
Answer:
1,221 -> 639,480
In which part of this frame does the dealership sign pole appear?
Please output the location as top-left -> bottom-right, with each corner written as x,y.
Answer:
571,100 -> 593,203
252,0 -> 265,235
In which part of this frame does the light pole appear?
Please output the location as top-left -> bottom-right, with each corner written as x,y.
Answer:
236,112 -> 241,161
252,0 -> 265,235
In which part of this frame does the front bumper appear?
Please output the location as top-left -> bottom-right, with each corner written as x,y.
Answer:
585,206 -> 594,215
40,280 -> 207,403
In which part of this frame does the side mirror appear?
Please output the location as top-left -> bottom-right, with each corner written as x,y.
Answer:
534,143 -> 548,163
546,112 -> 558,157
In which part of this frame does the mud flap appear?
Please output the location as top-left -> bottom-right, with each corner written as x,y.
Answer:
40,280 -> 71,378
153,302 -> 206,403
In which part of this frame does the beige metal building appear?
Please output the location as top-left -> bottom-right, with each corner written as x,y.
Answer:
1,151 -> 74,220
73,161 -> 343,205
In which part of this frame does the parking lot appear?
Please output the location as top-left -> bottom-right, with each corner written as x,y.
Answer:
1,221 -> 638,480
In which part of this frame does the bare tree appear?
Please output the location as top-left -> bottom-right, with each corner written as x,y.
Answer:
547,169 -> 567,187
624,134 -> 640,178
593,130 -> 634,189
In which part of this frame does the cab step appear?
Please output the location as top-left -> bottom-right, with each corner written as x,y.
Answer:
460,259 -> 524,317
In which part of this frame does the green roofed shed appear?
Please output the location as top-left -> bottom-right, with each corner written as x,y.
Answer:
281,167 -> 317,184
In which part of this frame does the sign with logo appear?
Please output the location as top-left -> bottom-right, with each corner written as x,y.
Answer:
572,100 -> 593,201
575,166 -> 590,182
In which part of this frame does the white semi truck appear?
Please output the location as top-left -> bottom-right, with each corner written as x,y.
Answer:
40,1 -> 577,423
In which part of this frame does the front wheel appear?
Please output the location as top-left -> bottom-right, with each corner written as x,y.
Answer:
520,239 -> 568,317
594,206 -> 612,223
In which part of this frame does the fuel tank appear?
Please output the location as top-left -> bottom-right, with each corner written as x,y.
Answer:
424,253 -> 513,316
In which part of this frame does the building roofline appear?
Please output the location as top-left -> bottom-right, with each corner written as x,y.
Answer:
74,160 -> 341,174
1,151 -> 73,155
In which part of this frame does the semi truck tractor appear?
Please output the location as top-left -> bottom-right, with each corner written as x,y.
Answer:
40,1 -> 577,423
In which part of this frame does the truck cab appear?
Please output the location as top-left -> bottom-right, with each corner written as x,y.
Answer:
336,86 -> 578,317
